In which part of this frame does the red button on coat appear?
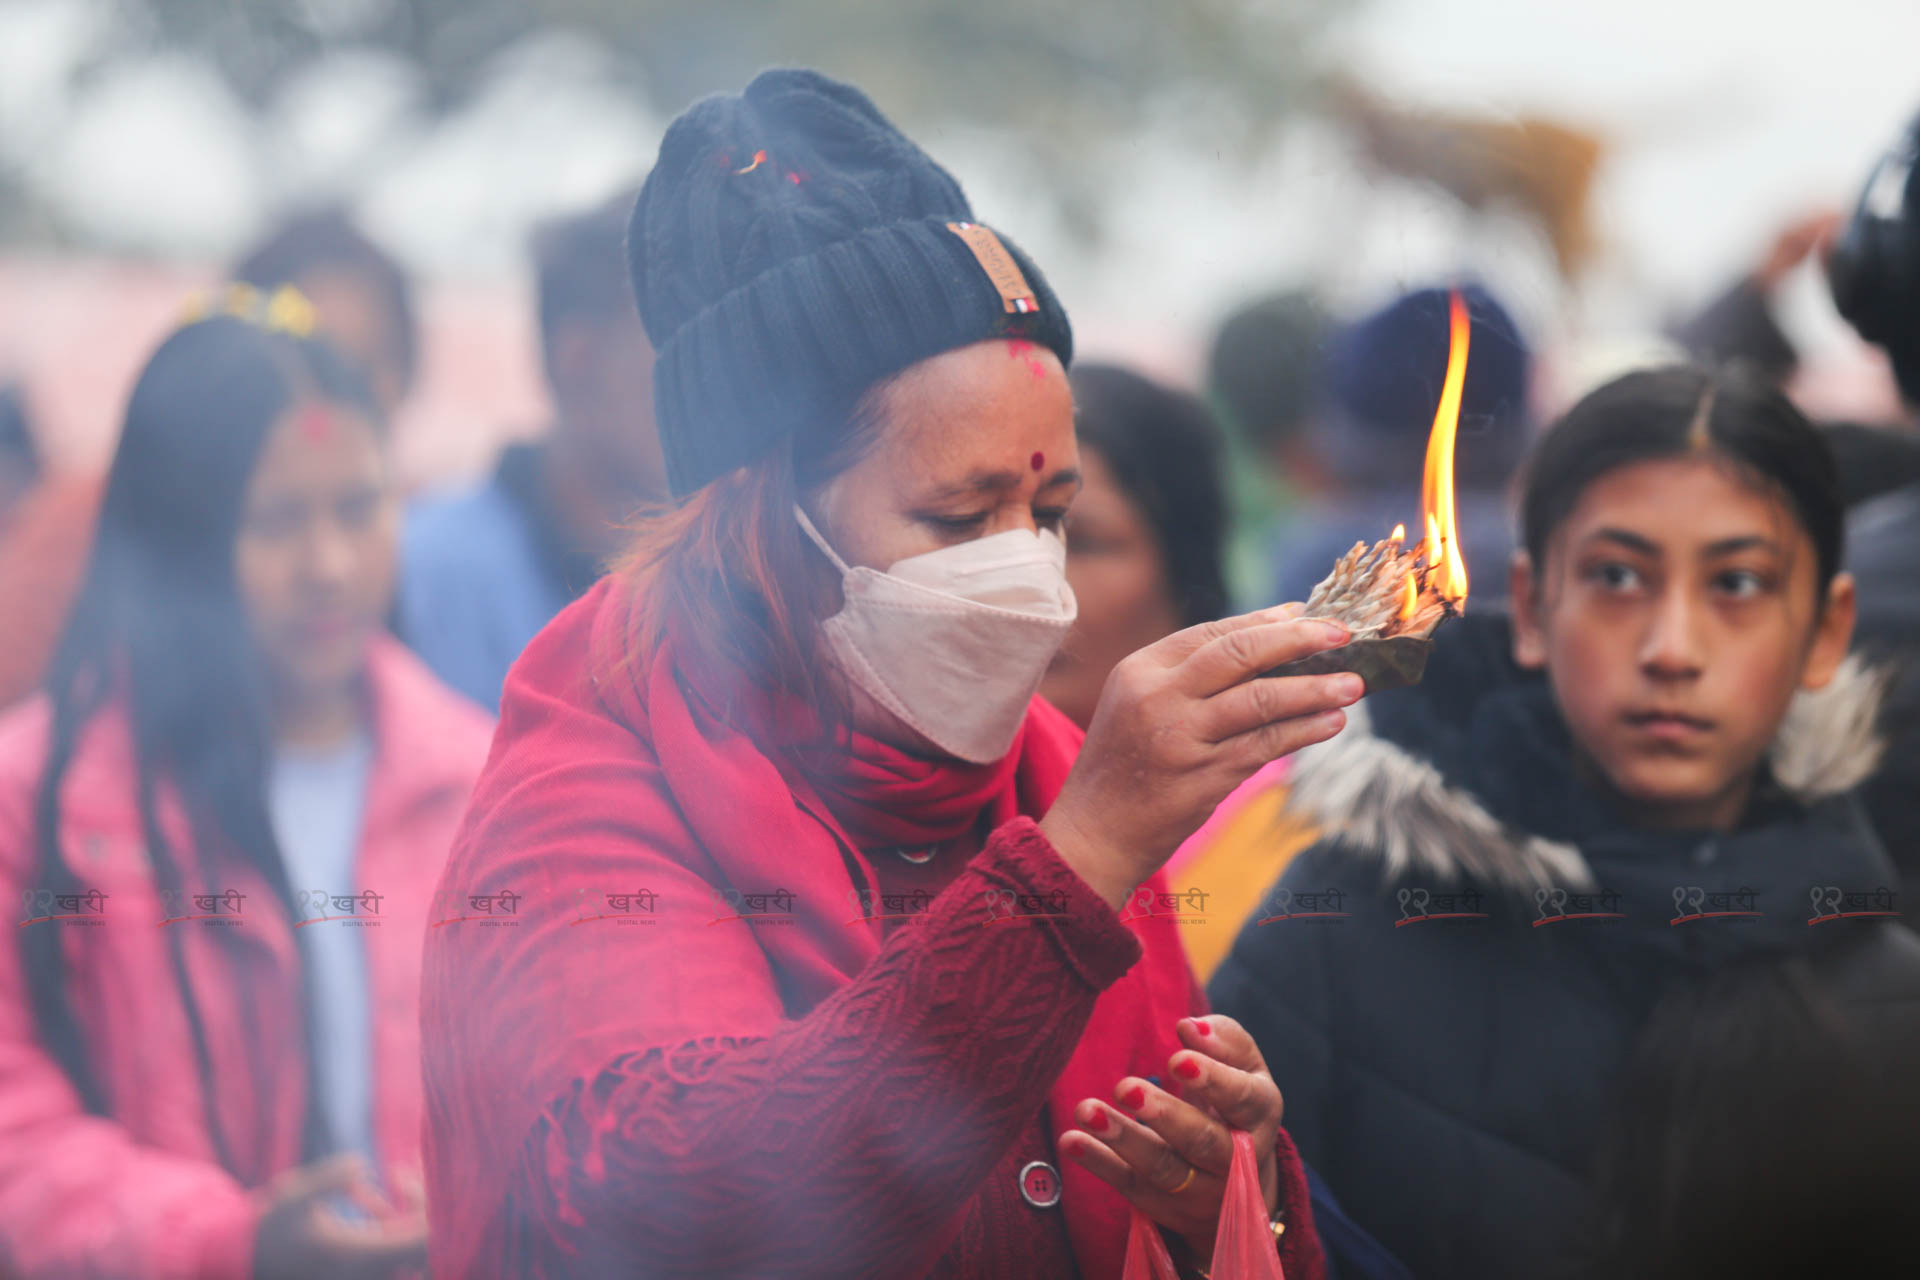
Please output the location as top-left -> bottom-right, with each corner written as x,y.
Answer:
1018,1160 -> 1062,1208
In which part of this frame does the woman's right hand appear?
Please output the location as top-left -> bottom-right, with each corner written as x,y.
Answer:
252,1155 -> 427,1280
1040,606 -> 1363,908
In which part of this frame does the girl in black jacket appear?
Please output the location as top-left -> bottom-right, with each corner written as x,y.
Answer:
1212,365 -> 1920,1279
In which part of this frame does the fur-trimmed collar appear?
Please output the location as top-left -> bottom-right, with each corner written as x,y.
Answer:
1285,653 -> 1888,894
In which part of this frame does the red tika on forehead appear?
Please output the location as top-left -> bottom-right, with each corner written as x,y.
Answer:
295,405 -> 335,443
1031,451 -> 1045,472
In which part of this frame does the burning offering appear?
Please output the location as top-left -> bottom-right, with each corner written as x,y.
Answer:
1269,289 -> 1474,693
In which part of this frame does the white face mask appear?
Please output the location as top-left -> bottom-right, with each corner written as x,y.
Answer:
796,505 -> 1078,764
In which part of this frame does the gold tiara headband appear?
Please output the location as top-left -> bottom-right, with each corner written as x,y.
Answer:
179,282 -> 319,339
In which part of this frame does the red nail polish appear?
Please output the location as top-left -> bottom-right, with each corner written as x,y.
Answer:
1174,1057 -> 1203,1081
1088,1108 -> 1112,1136
1193,1019 -> 1213,1038
1121,1085 -> 1147,1112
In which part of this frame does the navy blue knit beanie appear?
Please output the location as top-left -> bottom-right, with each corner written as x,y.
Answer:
1321,283 -> 1531,488
629,69 -> 1074,497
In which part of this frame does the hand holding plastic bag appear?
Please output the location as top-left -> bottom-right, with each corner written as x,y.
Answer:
1062,1016 -> 1289,1268
1124,1130 -> 1282,1280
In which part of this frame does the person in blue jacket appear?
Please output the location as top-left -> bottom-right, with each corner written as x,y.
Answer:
400,192 -> 667,708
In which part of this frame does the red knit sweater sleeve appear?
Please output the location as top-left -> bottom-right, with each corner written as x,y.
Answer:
498,816 -> 1141,1277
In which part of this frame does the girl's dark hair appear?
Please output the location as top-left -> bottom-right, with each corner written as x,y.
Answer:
1580,957 -> 1920,1278
1069,363 -> 1231,629
27,314 -> 380,1180
1521,365 -> 1845,594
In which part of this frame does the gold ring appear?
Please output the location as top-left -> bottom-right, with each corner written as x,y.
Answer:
1170,1165 -> 1197,1195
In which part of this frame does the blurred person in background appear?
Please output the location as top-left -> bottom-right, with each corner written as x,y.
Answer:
0,291 -> 493,1278
233,210 -> 420,424
1040,362 -> 1229,729
400,191 -> 668,710
421,69 -> 1347,1280
1268,284 -> 1531,608
1204,291 -> 1333,610
1672,207 -> 1920,509
1040,363 -> 1320,985
1670,210 -> 1839,392
1213,366 -> 1920,1278
1831,106 -> 1920,885
0,385 -> 100,710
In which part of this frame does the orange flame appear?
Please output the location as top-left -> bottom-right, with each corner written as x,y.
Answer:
1420,291 -> 1472,604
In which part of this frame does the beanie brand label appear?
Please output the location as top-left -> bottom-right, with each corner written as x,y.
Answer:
946,222 -> 1039,314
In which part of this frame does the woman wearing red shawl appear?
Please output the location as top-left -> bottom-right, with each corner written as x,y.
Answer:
422,69 -> 1360,1279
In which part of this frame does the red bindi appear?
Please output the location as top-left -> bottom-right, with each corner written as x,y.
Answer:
295,406 -> 334,443
1030,451 -> 1045,472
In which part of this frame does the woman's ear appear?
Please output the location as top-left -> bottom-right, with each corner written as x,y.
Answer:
1800,571 -> 1858,690
1510,550 -> 1549,670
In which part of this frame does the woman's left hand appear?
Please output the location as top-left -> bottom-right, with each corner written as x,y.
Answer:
1058,1014 -> 1282,1269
